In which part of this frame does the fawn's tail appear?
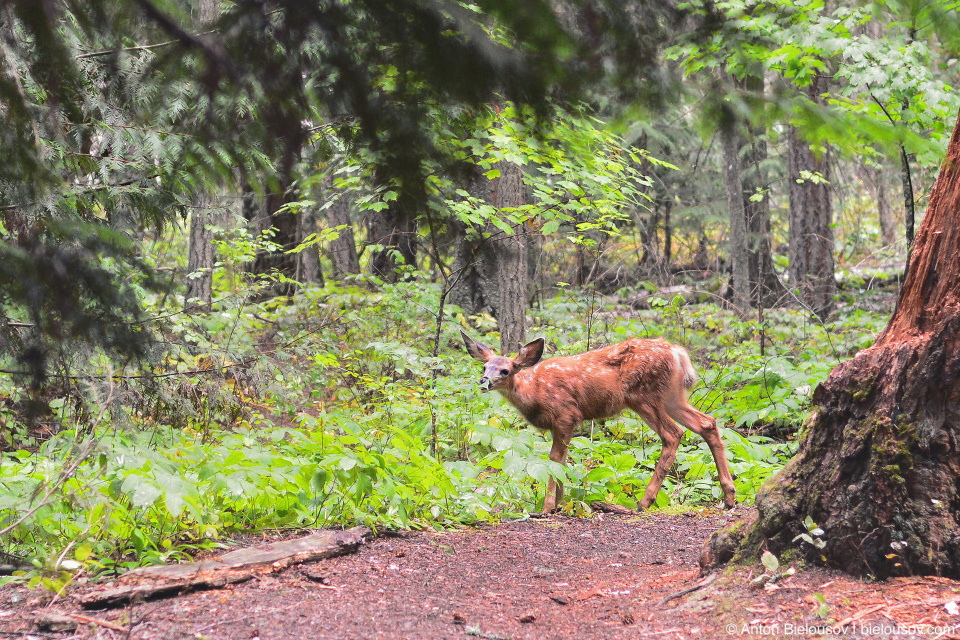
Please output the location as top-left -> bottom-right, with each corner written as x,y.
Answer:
672,346 -> 698,390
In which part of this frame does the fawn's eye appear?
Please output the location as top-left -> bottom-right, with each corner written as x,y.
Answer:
500,368 -> 510,375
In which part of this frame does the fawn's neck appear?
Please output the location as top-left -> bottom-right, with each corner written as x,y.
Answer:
497,370 -> 550,429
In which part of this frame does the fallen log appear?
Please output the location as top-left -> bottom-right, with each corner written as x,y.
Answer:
590,501 -> 637,515
78,526 -> 369,609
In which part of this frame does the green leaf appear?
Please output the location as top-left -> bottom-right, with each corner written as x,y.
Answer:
654,490 -> 670,508
584,467 -> 615,482
124,477 -> 163,509
541,219 -> 560,235
502,450 -> 526,478
311,469 -> 329,493
761,550 -> 780,573
526,462 -> 550,484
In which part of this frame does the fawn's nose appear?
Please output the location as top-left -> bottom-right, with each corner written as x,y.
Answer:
479,376 -> 490,390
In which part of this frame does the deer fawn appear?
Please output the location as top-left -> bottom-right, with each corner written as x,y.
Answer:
461,331 -> 736,513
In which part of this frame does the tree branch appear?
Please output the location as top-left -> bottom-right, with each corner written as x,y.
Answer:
132,0 -> 241,84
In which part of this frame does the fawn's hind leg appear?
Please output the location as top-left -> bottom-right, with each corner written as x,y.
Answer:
670,403 -> 736,508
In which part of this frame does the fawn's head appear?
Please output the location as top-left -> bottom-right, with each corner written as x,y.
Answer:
460,330 -> 545,392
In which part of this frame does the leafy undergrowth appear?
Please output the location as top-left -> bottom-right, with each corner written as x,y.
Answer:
0,271 -> 893,589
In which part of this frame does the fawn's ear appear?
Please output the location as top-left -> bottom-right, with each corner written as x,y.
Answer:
461,330 -> 494,362
515,338 -> 545,369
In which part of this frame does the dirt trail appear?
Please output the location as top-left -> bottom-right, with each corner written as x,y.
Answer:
4,508 -> 960,639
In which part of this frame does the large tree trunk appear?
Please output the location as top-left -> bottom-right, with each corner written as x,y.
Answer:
449,221 -> 498,319
185,197 -> 215,310
495,161 -> 527,354
738,73 -> 787,307
246,169 -> 323,295
247,102 -> 312,296
184,0 -> 220,311
449,166 -> 499,318
788,73 -> 835,320
705,110 -> 960,579
722,128 -> 751,316
297,207 -> 324,286
449,161 -> 528,354
249,186 -> 303,296
323,174 -> 360,278
858,159 -> 897,246
247,47 -> 314,296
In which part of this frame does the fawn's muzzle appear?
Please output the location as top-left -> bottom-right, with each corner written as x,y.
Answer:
479,377 -> 490,391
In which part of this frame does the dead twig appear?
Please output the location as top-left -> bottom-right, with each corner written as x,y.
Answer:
67,613 -> 128,632
657,572 -> 718,606
835,603 -> 886,629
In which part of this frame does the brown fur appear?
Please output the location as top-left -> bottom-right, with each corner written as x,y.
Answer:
461,332 -> 737,513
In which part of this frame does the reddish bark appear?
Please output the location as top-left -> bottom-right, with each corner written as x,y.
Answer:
879,122 -> 960,343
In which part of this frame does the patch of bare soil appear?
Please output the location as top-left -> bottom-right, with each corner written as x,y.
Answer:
4,507 -> 960,639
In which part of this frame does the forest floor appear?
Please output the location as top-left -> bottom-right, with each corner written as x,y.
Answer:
4,506 -> 960,639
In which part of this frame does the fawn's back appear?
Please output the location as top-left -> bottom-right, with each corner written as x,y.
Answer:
507,339 -> 692,427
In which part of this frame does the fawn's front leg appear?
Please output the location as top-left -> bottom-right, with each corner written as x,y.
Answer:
542,428 -> 572,513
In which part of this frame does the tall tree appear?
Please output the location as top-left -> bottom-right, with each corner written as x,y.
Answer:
705,109 -> 960,579
247,156 -> 313,296
711,73 -> 785,313
184,198 -> 216,310
788,73 -> 835,320
449,161 -> 529,353
297,207 -> 325,286
737,76 -> 786,307
184,0 -> 220,311
721,126 -> 751,316
493,161 -> 528,353
323,173 -> 361,278
244,63 -> 317,292
449,168 -> 500,320
858,159 -> 897,246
